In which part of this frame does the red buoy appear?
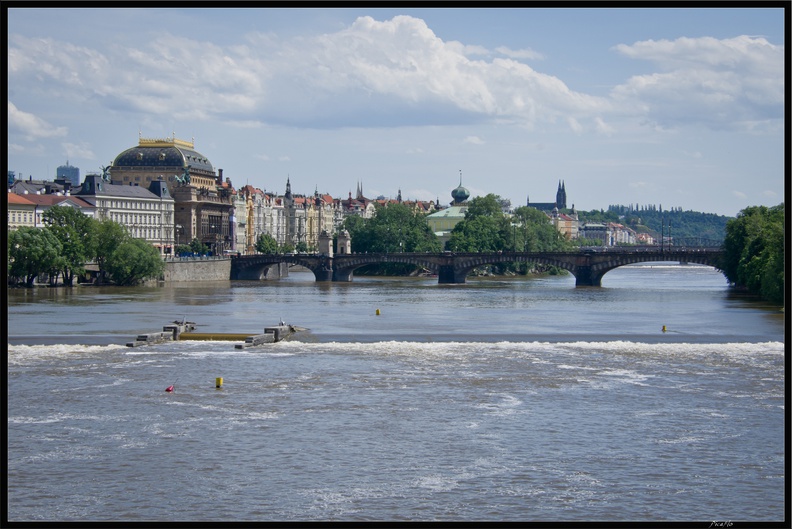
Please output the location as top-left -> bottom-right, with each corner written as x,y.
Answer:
165,385 -> 174,392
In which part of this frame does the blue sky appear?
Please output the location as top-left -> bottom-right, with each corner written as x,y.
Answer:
7,6 -> 786,217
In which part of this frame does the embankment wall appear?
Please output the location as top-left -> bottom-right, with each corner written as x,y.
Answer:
163,258 -> 232,282
162,259 -> 288,282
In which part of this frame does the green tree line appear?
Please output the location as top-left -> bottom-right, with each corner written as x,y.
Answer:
7,206 -> 164,287
721,203 -> 784,305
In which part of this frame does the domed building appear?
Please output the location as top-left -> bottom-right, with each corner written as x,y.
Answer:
110,134 -> 218,191
426,173 -> 471,248
109,134 -> 235,255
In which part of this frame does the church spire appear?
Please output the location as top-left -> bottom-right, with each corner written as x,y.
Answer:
556,179 -> 567,209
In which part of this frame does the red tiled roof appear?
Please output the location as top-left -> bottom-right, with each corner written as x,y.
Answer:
7,193 -> 36,205
9,194 -> 94,208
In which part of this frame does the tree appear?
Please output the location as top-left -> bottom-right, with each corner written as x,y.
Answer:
510,206 -> 570,252
189,238 -> 209,255
255,233 -> 280,254
94,219 -> 129,284
42,206 -> 96,286
105,238 -> 165,286
464,193 -> 504,220
446,194 -> 512,252
722,203 -> 784,304
343,203 -> 441,254
446,215 -> 510,252
7,227 -> 63,287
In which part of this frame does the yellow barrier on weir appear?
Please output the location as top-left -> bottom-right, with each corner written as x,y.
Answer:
179,333 -> 255,341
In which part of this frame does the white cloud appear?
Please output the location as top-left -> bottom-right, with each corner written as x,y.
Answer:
594,117 -> 615,136
8,102 -> 68,140
404,188 -> 439,202
732,190 -> 748,199
495,46 -> 544,60
8,15 -> 608,131
611,36 -> 784,131
62,142 -> 96,160
464,135 -> 484,145
567,117 -> 583,134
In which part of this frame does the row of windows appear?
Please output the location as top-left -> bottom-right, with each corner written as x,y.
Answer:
110,212 -> 166,225
8,212 -> 34,224
99,199 -> 172,211
128,227 -> 167,241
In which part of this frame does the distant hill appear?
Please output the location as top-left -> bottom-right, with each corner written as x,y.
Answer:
608,205 -> 731,244
575,205 -> 731,244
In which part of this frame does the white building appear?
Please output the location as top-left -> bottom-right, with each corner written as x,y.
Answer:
74,174 -> 175,255
7,191 -> 95,229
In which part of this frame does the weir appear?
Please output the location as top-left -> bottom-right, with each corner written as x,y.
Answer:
127,322 -> 298,348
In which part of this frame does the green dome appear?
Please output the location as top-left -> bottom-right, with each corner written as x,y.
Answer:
451,183 -> 469,204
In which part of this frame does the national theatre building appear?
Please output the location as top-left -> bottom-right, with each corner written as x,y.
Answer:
109,134 -> 235,254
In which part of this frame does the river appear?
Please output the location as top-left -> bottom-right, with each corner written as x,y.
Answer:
6,264 -> 785,522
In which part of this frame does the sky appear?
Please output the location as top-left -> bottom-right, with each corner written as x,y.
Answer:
6,6 -> 787,217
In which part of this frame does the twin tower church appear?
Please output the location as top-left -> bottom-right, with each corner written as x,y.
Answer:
527,180 -> 568,212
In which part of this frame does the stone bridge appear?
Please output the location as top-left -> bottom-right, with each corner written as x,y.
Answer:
230,247 -> 724,286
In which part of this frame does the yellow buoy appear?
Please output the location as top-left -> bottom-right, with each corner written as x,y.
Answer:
662,325 -> 667,333
375,309 -> 380,316
216,377 -> 223,388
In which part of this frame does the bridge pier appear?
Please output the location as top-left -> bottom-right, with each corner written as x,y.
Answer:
574,266 -> 602,287
332,268 -> 353,282
314,268 -> 333,282
438,265 -> 466,284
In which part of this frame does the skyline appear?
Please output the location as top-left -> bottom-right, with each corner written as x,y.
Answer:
7,6 -> 786,217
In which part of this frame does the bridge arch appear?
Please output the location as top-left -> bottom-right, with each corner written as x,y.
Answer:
443,253 -> 577,284
584,250 -> 723,286
231,254 -> 331,281
331,254 -> 444,281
